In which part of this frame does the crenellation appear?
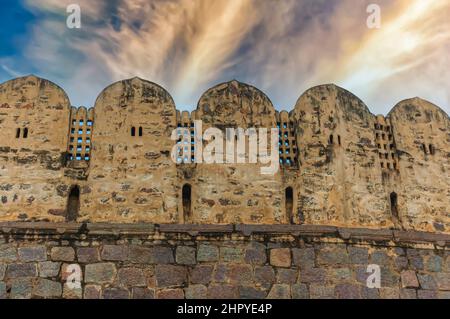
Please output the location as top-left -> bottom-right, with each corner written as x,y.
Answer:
0,76 -> 448,235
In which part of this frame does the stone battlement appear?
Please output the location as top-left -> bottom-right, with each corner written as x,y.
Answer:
0,75 -> 448,234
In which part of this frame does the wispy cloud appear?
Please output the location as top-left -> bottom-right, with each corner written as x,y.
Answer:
4,0 -> 448,114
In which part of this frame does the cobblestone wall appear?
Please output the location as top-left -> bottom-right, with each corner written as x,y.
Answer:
0,223 -> 448,299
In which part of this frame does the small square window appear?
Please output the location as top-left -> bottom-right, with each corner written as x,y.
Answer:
87,120 -> 93,126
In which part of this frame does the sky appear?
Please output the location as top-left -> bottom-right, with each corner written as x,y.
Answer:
0,0 -> 449,115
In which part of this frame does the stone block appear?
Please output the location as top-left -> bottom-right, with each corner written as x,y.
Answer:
117,267 -> 146,287
254,266 -> 275,288
197,244 -> 219,262
50,247 -> 75,262
0,244 -> 17,262
18,246 -> 47,262
157,288 -> 184,299
33,278 -> 62,298
270,248 -> 291,268
291,283 -> 309,299
348,246 -> 369,264
85,263 -> 117,284
155,265 -> 187,287
38,261 -> 61,278
299,268 -> 326,283
6,263 -> 37,278
84,285 -> 101,299
176,246 -> 196,265
239,286 -> 267,299
244,242 -> 267,265
10,278 -> 33,299
207,285 -> 238,299
292,248 -> 315,268
132,287 -> 155,299
401,270 -> 419,288
267,284 -> 291,299
276,268 -> 298,284
190,265 -> 213,285
335,283 -> 361,299
220,247 -> 244,262
77,247 -> 100,263
101,245 -> 128,261
185,284 -> 207,299
309,284 -> 334,299
103,288 -> 130,299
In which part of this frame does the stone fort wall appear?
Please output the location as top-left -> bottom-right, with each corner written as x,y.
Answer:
0,75 -> 448,234
0,222 -> 448,299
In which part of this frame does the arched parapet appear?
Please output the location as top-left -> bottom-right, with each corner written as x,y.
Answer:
195,80 -> 276,129
86,77 -> 178,223
291,84 -> 391,229
387,97 -> 450,233
0,75 -> 71,151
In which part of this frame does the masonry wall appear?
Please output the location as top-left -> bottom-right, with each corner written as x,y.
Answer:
86,78 -> 179,223
0,76 -> 71,221
0,223 -> 448,299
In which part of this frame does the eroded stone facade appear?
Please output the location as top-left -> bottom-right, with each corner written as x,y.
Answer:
0,75 -> 449,234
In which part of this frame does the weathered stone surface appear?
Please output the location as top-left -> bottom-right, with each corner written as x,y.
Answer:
379,287 -> 400,299
101,245 -> 128,261
0,263 -> 6,280
129,246 -> 174,264
184,284 -> 207,299
254,266 -> 275,288
18,246 -> 47,262
103,288 -> 130,299
244,242 -> 267,265
84,285 -> 101,299
417,274 -> 437,290
85,263 -> 117,284
239,286 -> 267,299
317,246 -> 349,265
117,267 -> 146,287
132,287 -> 155,299
401,270 -> 419,288
292,248 -> 315,268
6,263 -> 37,278
50,247 -> 75,262
417,290 -> 437,299
155,265 -> 187,287
10,278 -> 33,299
207,285 -> 238,299
299,268 -> 326,283
291,283 -> 309,299
267,284 -> 291,299
370,251 -> 390,265
220,247 -> 244,262
197,245 -> 219,262
77,247 -> 100,263
435,273 -> 450,291
276,268 -> 298,284
270,248 -> 291,268
176,246 -> 196,265
335,283 -> 361,299
38,261 -> 61,277
348,247 -> 369,264
33,278 -> 62,298
425,255 -> 442,272
400,288 -> 417,299
190,265 -> 213,285
0,244 -> 17,262
310,284 -> 335,299
157,288 -> 184,299
63,283 -> 82,299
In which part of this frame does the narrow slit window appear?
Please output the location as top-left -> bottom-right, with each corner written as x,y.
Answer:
338,135 -> 341,146
285,187 -> 294,224
15,128 -> 21,138
329,135 -> 334,144
23,128 -> 28,138
131,127 -> 136,137
390,192 -> 399,220
182,184 -> 192,222
138,126 -> 143,137
67,185 -> 80,222
429,144 -> 434,155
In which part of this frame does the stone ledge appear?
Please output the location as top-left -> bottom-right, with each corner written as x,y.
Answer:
0,222 -> 448,246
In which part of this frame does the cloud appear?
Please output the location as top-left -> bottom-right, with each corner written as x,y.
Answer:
9,0 -> 450,114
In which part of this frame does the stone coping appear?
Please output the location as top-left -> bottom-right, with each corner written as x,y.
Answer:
0,222 -> 448,246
